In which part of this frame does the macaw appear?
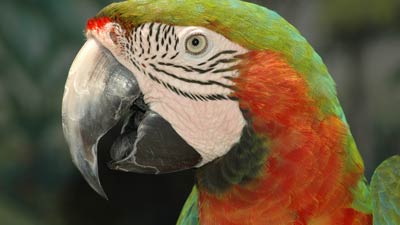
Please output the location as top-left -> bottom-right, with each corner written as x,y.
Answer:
61,0 -> 400,225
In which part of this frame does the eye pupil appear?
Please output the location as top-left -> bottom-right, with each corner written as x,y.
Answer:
192,38 -> 200,46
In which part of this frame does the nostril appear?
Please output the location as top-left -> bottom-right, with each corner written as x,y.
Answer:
110,28 -> 119,45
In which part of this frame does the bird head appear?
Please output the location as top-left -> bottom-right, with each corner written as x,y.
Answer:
62,0 -> 340,198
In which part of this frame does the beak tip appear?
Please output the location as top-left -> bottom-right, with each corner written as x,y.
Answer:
72,154 -> 109,200
80,167 -> 109,200
93,185 -> 109,200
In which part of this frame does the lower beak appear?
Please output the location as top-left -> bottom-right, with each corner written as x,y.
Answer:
62,39 -> 140,198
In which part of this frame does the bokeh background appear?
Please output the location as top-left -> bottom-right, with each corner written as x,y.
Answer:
0,0 -> 399,224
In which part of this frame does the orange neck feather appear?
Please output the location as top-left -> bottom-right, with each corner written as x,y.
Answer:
198,51 -> 371,225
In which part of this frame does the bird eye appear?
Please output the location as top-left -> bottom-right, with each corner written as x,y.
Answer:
185,34 -> 208,55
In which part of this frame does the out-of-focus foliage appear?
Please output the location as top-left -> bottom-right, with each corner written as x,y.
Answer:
0,0 -> 102,224
0,0 -> 398,225
322,0 -> 400,31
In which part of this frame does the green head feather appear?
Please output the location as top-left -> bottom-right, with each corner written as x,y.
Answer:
98,0 -> 340,117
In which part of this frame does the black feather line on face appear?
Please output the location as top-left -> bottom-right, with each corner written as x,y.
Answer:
119,23 -> 243,102
149,63 -> 233,89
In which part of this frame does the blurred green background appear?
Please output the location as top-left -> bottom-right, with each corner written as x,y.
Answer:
0,0 -> 399,225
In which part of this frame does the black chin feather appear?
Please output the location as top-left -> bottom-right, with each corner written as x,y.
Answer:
196,118 -> 267,194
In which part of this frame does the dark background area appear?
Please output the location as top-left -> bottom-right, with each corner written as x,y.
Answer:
0,0 -> 399,224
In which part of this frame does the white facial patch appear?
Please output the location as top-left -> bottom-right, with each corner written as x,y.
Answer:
89,22 -> 249,165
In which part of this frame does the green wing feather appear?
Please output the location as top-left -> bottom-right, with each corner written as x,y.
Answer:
371,155 -> 400,225
176,186 -> 200,225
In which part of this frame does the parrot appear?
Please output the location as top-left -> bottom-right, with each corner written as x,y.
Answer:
61,0 -> 400,225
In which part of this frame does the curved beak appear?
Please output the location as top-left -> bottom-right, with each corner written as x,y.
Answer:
62,39 -> 141,198
62,37 -> 203,199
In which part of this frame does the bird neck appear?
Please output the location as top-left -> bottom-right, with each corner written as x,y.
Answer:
196,51 -> 371,225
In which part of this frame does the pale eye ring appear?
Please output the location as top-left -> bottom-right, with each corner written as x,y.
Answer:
185,33 -> 208,55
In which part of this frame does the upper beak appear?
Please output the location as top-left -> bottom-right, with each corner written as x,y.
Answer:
62,36 -> 203,199
62,39 -> 141,198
